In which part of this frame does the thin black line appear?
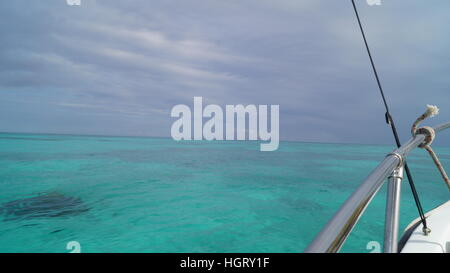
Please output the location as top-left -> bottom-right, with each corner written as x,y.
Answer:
350,0 -> 428,230
351,0 -> 390,113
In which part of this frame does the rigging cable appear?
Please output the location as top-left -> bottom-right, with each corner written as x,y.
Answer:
350,0 -> 429,233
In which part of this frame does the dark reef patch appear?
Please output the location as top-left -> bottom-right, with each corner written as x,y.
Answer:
0,192 -> 89,221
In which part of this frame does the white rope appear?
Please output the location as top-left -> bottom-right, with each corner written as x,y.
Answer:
412,105 -> 450,191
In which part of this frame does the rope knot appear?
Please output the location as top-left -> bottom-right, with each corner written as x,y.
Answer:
415,126 -> 435,148
411,104 -> 439,148
411,105 -> 450,191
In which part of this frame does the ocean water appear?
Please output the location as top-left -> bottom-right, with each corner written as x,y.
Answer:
0,133 -> 448,253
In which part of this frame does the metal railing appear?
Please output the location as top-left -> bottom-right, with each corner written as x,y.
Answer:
304,122 -> 450,253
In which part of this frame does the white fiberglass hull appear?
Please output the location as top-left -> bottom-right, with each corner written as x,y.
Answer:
400,201 -> 450,253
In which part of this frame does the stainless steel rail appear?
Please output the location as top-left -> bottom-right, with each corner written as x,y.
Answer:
434,122 -> 450,133
304,122 -> 450,253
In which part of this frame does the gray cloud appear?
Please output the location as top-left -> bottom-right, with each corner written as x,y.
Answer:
0,0 -> 449,145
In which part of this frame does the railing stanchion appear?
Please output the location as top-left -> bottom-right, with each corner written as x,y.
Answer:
384,165 -> 403,253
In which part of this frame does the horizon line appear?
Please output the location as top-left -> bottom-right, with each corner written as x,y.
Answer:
0,130 -> 400,147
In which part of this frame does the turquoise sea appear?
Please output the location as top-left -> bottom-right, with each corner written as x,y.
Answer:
0,133 -> 448,253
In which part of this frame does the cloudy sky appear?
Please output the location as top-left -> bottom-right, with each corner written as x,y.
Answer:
1,0 -> 449,145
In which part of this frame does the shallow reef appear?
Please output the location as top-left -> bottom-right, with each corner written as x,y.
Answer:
0,192 -> 89,221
